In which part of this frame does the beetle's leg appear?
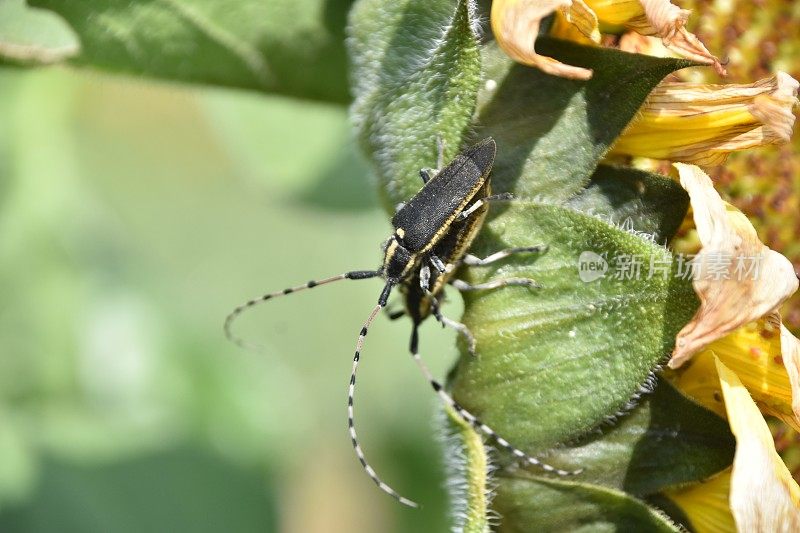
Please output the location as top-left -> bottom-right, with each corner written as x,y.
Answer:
457,192 -> 516,221
419,168 -> 436,184
440,314 -> 477,356
418,137 -> 446,184
457,200 -> 484,221
451,278 -> 542,291
388,310 -> 405,320
420,264 -> 432,292
460,245 -> 547,267
430,298 -> 444,323
484,192 -> 515,202
408,327 -> 582,477
429,253 -> 447,273
384,305 -> 406,321
420,264 -> 445,323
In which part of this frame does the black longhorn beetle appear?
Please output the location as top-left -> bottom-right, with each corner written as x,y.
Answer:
225,137 -> 581,508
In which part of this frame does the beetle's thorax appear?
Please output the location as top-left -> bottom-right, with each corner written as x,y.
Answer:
382,229 -> 418,283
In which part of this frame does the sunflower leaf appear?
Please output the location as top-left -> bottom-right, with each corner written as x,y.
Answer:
540,379 -> 735,496
0,0 -> 79,64
25,0 -> 353,102
348,0 -> 482,211
493,475 -> 682,533
567,165 -> 690,246
452,202 -> 699,450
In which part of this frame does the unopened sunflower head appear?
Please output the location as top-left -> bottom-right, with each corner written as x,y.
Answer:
610,73 -> 799,166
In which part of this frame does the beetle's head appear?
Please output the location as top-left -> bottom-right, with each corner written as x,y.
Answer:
382,231 -> 415,283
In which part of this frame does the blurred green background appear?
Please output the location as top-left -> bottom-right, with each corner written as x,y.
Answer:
0,66 -> 459,532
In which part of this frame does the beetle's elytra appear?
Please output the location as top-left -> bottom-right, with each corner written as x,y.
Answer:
225,137 -> 581,508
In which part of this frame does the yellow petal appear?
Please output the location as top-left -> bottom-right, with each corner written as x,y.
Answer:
781,324 -> 800,430
716,357 -> 800,531
714,317 -> 797,430
551,0 -> 601,44
666,348 -> 728,419
491,0 -> 594,80
668,313 -> 800,437
669,164 -> 799,368
581,0 -> 724,72
611,73 -> 799,166
584,0 -> 644,25
665,469 -> 737,533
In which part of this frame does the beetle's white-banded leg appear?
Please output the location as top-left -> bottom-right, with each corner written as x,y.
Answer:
408,327 -> 581,477
484,192 -> 515,202
420,135 -> 447,184
421,259 -> 475,351
440,315 -> 477,356
420,264 -> 432,293
451,278 -> 542,291
419,265 -> 444,322
460,245 -> 547,267
457,200 -> 484,221
429,253 -> 447,274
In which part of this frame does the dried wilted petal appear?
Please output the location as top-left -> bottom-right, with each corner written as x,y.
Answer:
583,0 -> 724,72
717,357 -> 800,531
491,0 -> 594,80
636,0 -> 724,74
669,164 -> 798,368
492,0 -> 724,79
611,73 -> 799,166
665,469 -> 736,533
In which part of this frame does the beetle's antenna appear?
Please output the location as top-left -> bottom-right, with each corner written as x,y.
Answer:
224,270 -> 380,350
408,327 -> 582,477
347,283 -> 419,508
